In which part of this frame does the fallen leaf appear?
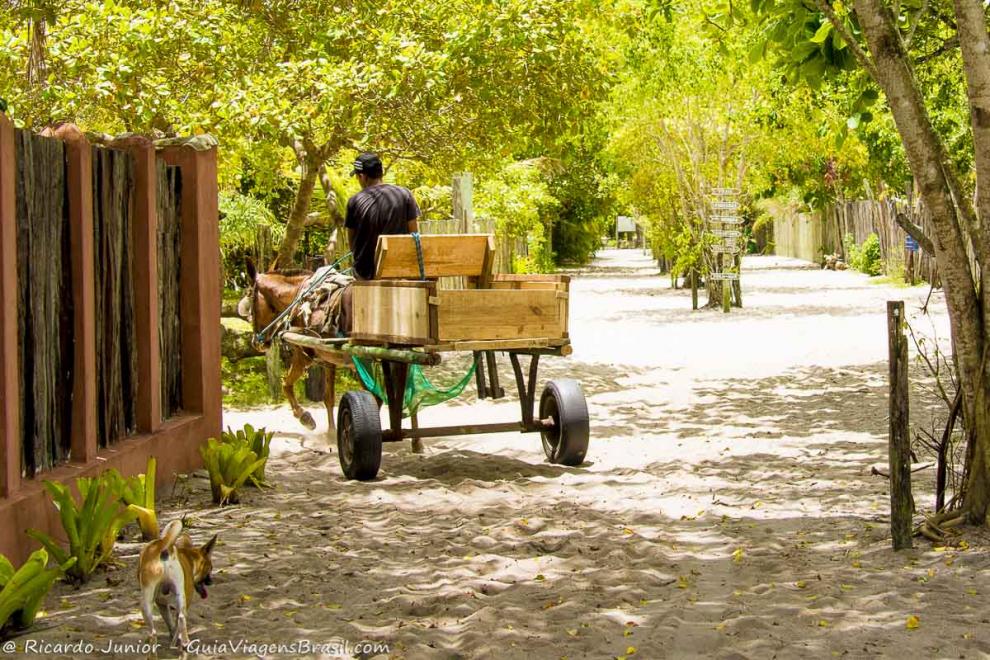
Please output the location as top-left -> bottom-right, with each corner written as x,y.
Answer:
240,594 -> 253,603
817,619 -> 829,627
965,588 -> 977,596
535,574 -> 546,581
624,630 -> 633,637
851,561 -> 862,568
839,584 -> 854,592
566,629 -> 578,637
324,603 -> 342,609
906,615 -> 920,630
626,646 -> 637,655
795,580 -> 807,589
676,576 -> 690,589
732,548 -> 745,563
623,527 -> 635,535
963,632 -> 973,640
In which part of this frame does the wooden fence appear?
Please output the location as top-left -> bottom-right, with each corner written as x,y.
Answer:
773,198 -> 942,282
0,116 -> 221,563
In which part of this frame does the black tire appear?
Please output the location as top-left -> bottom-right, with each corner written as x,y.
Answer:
337,390 -> 383,480
539,379 -> 589,466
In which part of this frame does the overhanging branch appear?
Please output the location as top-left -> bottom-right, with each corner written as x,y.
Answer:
896,211 -> 935,254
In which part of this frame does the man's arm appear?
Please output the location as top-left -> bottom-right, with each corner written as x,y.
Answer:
406,189 -> 421,233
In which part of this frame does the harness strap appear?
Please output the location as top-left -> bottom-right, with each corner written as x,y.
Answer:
411,232 -> 426,280
255,252 -> 352,345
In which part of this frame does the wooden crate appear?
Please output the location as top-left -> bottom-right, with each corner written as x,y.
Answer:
350,234 -> 570,347
350,275 -> 569,347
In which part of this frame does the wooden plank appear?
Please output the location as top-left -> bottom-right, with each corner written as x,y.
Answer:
437,289 -> 564,341
352,283 -> 431,345
375,234 -> 493,279
493,274 -> 570,283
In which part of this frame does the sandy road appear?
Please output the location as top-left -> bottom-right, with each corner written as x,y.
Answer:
34,249 -> 990,659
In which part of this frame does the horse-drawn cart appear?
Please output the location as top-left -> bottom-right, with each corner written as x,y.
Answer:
281,234 -> 589,481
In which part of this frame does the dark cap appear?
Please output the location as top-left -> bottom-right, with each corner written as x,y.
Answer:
351,153 -> 383,178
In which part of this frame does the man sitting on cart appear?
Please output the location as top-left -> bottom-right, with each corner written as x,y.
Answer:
339,153 -> 421,332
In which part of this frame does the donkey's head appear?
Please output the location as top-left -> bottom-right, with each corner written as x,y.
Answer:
239,259 -> 311,350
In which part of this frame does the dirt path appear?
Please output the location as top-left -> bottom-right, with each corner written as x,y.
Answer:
32,250 -> 990,659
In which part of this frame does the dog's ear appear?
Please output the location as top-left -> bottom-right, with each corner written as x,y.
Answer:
202,534 -> 218,556
245,258 -> 257,283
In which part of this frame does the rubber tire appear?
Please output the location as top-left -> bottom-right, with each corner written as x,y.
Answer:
337,390 -> 383,480
539,379 -> 589,466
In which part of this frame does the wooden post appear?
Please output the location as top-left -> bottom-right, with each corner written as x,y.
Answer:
0,114 -> 20,497
732,252 -> 743,308
887,300 -> 913,550
54,125 -> 98,464
690,268 -> 698,310
721,255 -> 731,314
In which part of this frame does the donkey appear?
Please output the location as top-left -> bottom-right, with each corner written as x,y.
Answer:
239,260 -> 345,434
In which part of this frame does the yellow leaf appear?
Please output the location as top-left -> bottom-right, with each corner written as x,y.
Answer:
732,548 -> 745,563
677,576 -> 690,589
624,630 -> 633,637
240,594 -> 253,603
626,646 -> 637,655
535,574 -> 546,581
965,588 -> 977,596
639,599 -> 649,606
839,584 -> 854,592
818,619 -> 829,627
959,540 -> 970,550
129,621 -> 143,629
752,501 -> 763,509
906,615 -> 920,630
963,632 -> 973,640
851,561 -> 862,568
623,527 -> 634,535
324,603 -> 342,609
795,580 -> 807,589
927,568 -> 936,578
566,629 -> 578,637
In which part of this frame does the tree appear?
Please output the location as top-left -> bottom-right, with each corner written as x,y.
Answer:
758,0 -> 990,523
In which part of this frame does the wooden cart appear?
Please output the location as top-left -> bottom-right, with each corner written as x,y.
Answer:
281,234 -> 589,480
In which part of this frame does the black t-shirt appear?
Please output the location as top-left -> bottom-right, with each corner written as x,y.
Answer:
345,183 -> 420,279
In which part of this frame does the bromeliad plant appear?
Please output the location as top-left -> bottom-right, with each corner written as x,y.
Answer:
0,550 -> 76,636
27,475 -> 135,584
200,436 -> 268,506
222,425 -> 274,486
106,456 -> 159,541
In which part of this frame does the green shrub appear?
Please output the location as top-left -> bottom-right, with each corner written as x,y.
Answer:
0,549 -> 76,635
200,437 -> 267,506
27,475 -> 135,583
844,232 -> 883,276
222,425 -> 274,486
105,456 -> 159,541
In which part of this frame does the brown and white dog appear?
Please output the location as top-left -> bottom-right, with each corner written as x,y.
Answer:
138,520 -> 217,649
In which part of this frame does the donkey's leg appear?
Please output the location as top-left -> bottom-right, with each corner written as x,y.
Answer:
283,349 -> 316,430
323,365 -> 336,436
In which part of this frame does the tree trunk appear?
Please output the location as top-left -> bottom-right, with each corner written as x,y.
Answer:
852,0 -> 990,521
275,140 -> 324,268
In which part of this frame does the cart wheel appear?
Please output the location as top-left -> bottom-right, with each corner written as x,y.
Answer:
539,379 -> 589,466
337,391 -> 382,480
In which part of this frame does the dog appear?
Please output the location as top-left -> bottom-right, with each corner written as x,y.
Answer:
138,519 -> 217,650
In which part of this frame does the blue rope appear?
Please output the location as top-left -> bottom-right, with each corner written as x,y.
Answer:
411,232 -> 425,280
254,252 -> 352,345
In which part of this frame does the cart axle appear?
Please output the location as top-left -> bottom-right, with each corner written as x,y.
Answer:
382,418 -> 555,442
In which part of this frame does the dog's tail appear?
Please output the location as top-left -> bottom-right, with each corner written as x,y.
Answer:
158,519 -> 183,561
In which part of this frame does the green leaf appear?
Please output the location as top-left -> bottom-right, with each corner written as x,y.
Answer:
809,22 -> 832,44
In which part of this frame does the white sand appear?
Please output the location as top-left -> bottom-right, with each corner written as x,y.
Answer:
23,250 -> 990,659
